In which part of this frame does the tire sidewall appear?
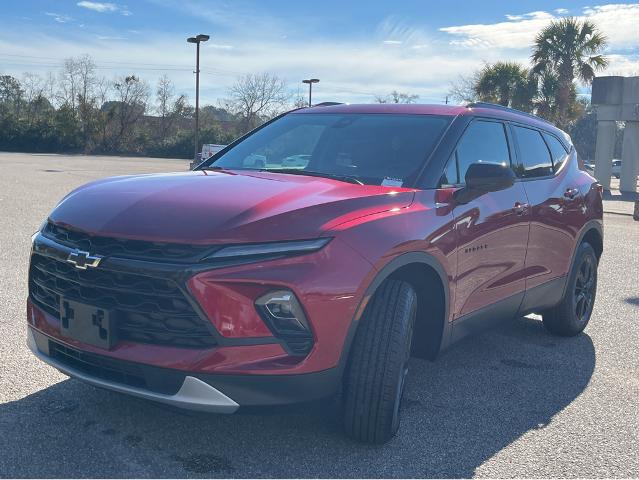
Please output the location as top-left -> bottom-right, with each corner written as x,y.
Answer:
566,243 -> 598,332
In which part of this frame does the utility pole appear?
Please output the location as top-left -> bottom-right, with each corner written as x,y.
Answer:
302,78 -> 320,107
187,34 -> 210,162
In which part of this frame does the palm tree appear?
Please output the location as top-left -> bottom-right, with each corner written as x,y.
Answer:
534,70 -> 561,121
533,70 -> 582,124
532,17 -> 607,127
474,62 -> 537,112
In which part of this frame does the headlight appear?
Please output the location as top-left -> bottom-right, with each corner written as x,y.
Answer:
31,219 -> 48,244
203,238 -> 331,261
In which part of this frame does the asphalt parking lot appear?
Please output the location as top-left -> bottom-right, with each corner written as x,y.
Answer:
1,152 -> 638,478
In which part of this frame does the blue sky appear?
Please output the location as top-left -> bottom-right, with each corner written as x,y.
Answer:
1,1 -> 638,106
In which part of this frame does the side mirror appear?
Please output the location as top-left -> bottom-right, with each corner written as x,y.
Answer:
465,162 -> 515,192
453,162 -> 516,205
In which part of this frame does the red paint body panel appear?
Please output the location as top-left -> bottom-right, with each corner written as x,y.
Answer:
521,153 -> 598,290
448,182 -> 530,317
50,170 -> 414,244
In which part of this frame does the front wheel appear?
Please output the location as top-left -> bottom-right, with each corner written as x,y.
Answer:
342,279 -> 417,444
542,242 -> 598,336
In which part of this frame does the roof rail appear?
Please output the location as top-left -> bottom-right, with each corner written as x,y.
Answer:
466,102 -> 553,126
313,102 -> 344,107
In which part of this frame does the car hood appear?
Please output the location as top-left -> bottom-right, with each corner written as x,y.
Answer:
49,170 -> 415,244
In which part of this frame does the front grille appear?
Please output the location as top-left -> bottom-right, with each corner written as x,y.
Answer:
42,222 -> 217,263
29,253 -> 217,348
48,340 -> 183,395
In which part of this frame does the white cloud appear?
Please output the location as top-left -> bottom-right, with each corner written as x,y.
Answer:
96,35 -> 126,41
605,54 -> 639,75
580,4 -> 639,49
0,29 -> 475,104
555,8 -> 569,14
76,1 -> 132,16
440,11 -> 554,49
77,2 -> 118,13
440,4 -> 639,51
209,44 -> 233,50
6,3 -> 638,107
44,12 -> 73,23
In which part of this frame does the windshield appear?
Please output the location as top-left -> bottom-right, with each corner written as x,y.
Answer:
206,113 -> 450,187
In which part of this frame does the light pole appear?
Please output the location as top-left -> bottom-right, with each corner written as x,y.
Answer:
187,33 -> 209,161
302,78 -> 319,107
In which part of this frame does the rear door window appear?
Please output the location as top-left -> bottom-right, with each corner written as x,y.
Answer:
512,126 -> 554,178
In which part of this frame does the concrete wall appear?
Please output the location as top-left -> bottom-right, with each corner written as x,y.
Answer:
592,76 -> 639,192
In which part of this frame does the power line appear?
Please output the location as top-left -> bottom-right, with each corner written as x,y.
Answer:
0,52 -> 248,76
0,53 -> 397,100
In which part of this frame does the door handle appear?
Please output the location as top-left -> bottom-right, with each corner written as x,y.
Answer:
513,202 -> 529,215
564,187 -> 580,199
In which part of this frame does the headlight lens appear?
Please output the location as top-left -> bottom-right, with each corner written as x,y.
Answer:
31,219 -> 48,244
204,238 -> 331,261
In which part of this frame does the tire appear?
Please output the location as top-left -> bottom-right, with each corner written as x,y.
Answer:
342,279 -> 417,444
542,242 -> 598,336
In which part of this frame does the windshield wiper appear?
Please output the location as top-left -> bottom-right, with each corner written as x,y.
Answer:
259,168 -> 364,185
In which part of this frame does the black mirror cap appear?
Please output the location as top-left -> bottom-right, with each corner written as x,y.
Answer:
465,162 -> 515,192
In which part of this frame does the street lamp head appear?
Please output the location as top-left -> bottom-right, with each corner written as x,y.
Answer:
187,34 -> 210,43
303,78 -> 320,84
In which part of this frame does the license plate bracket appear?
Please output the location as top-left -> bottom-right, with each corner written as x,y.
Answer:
59,299 -> 115,349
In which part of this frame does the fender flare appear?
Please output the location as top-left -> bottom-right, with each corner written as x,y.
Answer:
561,219 -> 604,298
336,251 -> 451,374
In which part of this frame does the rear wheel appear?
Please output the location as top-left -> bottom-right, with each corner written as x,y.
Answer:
342,279 -> 417,444
542,242 -> 598,336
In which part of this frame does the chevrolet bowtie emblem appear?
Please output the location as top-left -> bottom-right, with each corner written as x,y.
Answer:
66,250 -> 102,270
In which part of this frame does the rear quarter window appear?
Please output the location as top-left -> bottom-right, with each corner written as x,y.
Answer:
543,133 -> 569,172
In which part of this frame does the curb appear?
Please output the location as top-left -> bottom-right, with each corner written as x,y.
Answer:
603,210 -> 635,217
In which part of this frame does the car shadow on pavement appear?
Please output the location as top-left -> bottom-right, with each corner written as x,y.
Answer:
0,315 -> 595,478
624,296 -> 639,306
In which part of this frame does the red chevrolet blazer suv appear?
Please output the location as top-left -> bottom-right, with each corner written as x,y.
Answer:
27,102 -> 603,443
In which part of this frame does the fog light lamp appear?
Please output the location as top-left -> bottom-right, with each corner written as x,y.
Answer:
255,290 -> 310,336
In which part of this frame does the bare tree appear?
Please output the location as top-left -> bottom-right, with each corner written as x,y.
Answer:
108,75 -> 150,149
58,55 -> 96,111
292,95 -> 308,109
375,90 -> 419,104
57,55 -> 99,148
22,73 -> 48,125
94,76 -> 113,149
449,73 -> 479,104
58,58 -> 79,111
155,75 -> 176,138
224,73 -> 289,130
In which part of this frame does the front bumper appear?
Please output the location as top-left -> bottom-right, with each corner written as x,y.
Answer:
28,327 -> 340,410
30,230 -> 372,375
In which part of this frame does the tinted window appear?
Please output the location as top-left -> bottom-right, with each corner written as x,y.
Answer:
513,126 -> 553,178
447,121 -> 511,185
441,153 -> 459,186
543,133 -> 568,171
210,113 -> 450,186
